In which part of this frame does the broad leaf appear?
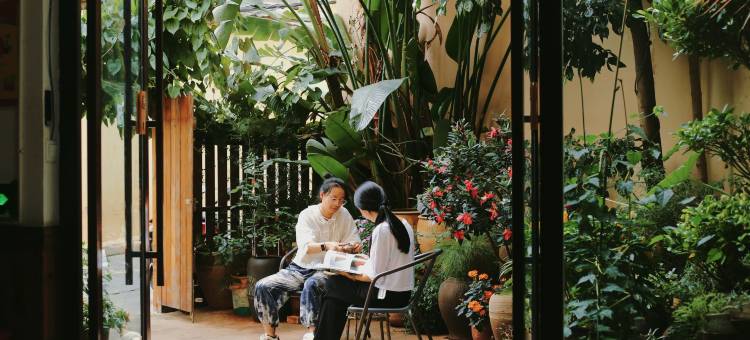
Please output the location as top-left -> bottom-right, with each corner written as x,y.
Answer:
349,78 -> 406,131
325,110 -> 362,153
307,154 -> 349,181
647,151 -> 700,195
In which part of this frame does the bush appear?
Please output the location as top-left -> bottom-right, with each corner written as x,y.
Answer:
435,237 -> 498,281
666,292 -> 750,339
674,193 -> 750,292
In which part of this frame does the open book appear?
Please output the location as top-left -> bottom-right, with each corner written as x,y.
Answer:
312,250 -> 369,274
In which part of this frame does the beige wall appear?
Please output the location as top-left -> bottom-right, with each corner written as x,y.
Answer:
81,118 -> 142,251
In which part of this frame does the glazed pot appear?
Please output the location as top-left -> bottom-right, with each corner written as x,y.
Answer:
247,256 -> 282,317
489,293 -> 513,340
438,278 -> 471,340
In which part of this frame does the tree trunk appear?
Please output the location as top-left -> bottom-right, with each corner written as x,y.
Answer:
688,55 -> 709,183
627,0 -> 664,186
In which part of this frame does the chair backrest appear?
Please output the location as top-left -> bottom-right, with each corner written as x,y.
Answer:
354,249 -> 442,339
279,246 -> 298,271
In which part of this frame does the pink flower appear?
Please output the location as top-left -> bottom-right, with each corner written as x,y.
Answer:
437,166 -> 448,174
457,212 -> 473,225
488,127 -> 500,139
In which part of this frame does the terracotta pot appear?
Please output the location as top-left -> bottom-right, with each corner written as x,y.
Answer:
489,293 -> 513,340
195,253 -> 233,309
416,216 -> 447,252
388,313 -> 405,327
471,323 -> 493,340
438,278 -> 472,340
393,210 -> 420,228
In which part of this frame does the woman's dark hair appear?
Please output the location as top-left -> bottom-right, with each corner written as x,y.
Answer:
353,181 -> 410,254
319,175 -> 347,197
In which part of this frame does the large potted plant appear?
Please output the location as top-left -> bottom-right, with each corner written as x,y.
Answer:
456,270 -> 494,340
435,238 -> 498,340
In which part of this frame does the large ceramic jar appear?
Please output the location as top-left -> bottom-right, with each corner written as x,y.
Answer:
489,293 -> 513,339
438,277 -> 471,340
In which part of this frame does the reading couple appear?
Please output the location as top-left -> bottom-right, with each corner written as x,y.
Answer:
254,177 -> 415,340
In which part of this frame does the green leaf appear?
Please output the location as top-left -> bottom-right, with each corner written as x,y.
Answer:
307,154 -> 349,181
212,1 -> 240,22
697,235 -> 714,247
167,83 -> 181,98
647,151 -> 700,195
577,273 -> 596,285
707,248 -> 723,263
348,78 -> 406,131
325,110 -> 362,153
602,284 -> 625,293
236,16 -> 287,41
214,20 -> 235,50
165,19 -> 180,34
626,151 -> 642,165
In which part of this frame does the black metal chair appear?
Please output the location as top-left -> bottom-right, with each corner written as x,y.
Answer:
279,246 -> 298,271
346,249 -> 443,340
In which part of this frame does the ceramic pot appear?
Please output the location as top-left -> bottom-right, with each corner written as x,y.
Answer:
416,216 -> 447,252
195,253 -> 233,309
471,323 -> 493,340
489,293 -> 512,339
438,278 -> 471,340
247,256 -> 282,316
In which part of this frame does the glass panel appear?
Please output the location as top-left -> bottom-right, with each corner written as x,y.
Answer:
0,0 -> 19,222
82,0 -> 145,338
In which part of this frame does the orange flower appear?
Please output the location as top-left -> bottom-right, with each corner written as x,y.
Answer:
479,273 -> 489,280
484,291 -> 494,299
563,210 -> 569,222
468,270 -> 478,278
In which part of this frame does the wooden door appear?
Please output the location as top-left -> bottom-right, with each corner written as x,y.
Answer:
152,94 -> 194,313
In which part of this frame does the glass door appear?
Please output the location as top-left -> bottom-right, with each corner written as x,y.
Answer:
83,0 -> 164,339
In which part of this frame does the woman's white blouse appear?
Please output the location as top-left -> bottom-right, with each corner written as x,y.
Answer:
363,219 -> 415,292
293,204 -> 360,268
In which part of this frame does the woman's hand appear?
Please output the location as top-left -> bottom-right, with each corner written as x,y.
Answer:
338,271 -> 371,282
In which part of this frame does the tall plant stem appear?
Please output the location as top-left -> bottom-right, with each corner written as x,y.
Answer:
607,0 -> 628,137
316,0 -> 358,88
578,71 -> 587,145
689,55 -> 709,183
480,45 -> 511,123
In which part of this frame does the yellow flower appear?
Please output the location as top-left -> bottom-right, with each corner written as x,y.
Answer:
468,270 -> 479,278
478,273 -> 489,280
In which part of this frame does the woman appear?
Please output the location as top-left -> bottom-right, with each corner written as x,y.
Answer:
254,176 -> 361,340
313,181 -> 415,340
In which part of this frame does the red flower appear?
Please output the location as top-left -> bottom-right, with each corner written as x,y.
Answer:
507,138 -> 513,147
446,184 -> 454,192
464,180 -> 479,199
432,187 -> 444,197
503,228 -> 512,241
489,202 -> 499,221
436,212 -> 446,224
507,167 -> 513,179
429,200 -> 438,210
453,230 -> 465,240
488,127 -> 500,139
480,192 -> 495,205
426,159 -> 434,168
457,212 -> 473,225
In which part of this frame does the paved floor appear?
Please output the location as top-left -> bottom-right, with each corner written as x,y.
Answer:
105,252 -> 439,340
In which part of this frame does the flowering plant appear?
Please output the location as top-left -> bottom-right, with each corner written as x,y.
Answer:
418,119 -> 514,244
355,218 -> 377,254
456,270 -> 495,330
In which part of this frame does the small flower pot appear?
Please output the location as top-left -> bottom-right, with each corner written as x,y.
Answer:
471,323 -> 493,340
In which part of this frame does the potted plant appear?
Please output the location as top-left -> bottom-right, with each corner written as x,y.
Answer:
81,245 -> 130,340
456,270 -> 494,340
435,238 -> 498,340
194,230 -> 247,310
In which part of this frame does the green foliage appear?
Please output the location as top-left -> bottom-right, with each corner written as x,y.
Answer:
672,193 -> 750,292
418,119 -> 514,243
562,0 -> 626,80
405,274 -> 447,334
82,245 -> 130,335
435,237 -> 497,281
640,0 -> 750,69
666,292 -> 750,339
563,130 -> 673,339
677,106 -> 750,189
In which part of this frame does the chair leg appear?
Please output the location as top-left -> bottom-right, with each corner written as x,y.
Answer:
346,312 -> 352,340
385,314 -> 392,340
406,310 -> 424,340
379,316 -> 385,340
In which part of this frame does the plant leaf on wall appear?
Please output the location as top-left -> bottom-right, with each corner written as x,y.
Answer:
349,78 -> 406,131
